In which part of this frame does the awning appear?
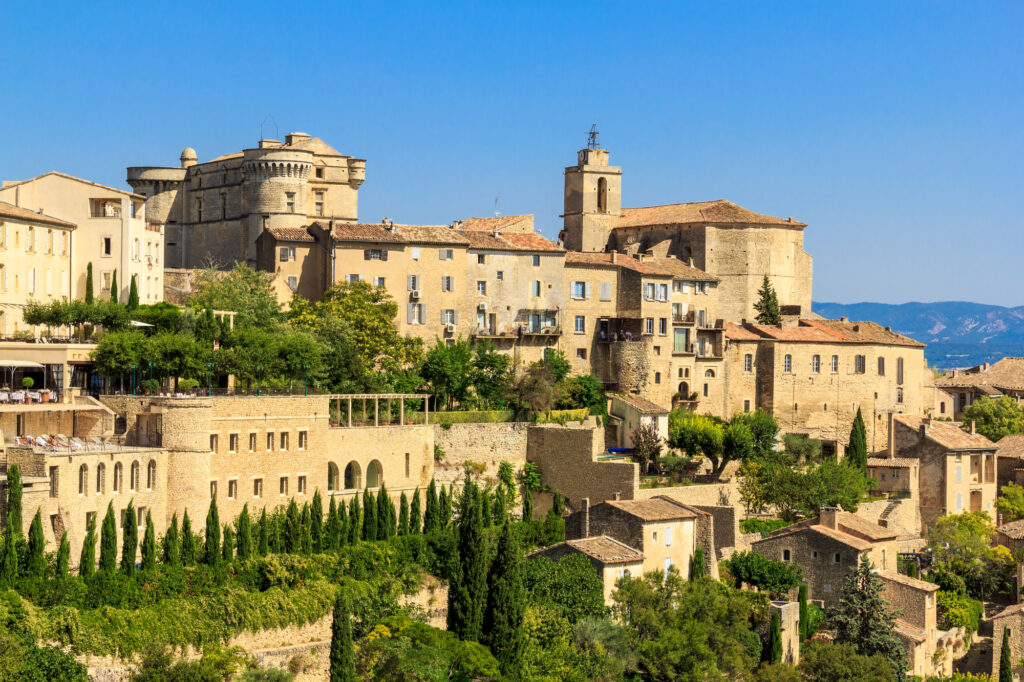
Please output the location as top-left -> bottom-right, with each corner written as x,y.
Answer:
0,360 -> 44,368
129,320 -> 154,327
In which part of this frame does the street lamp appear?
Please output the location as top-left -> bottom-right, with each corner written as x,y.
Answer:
130,363 -> 138,396
303,363 -> 311,396
207,362 -> 214,397
256,364 -> 263,396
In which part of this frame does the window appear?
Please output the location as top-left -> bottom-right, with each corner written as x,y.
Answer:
833,553 -> 841,565
49,466 -> 58,498
345,274 -> 361,283
496,271 -> 503,280
576,348 -> 587,360
532,255 -> 540,267
597,177 -> 608,213
248,433 -> 257,451
373,276 -> 385,287
229,434 -> 238,453
297,476 -> 307,494
267,432 -> 274,451
665,527 -> 672,546
113,463 -> 122,493
645,318 -> 654,335
280,477 -> 289,495
411,247 -> 420,260
476,281 -> 486,295
812,355 -> 821,373
298,431 -> 307,450
744,399 -> 751,412
79,464 -> 88,495
441,308 -> 456,324
855,355 -> 866,374
600,282 -> 611,300
136,506 -> 146,527
441,276 -> 453,292
408,303 -> 424,324
228,480 -> 237,499
783,549 -> 791,562
574,315 -> 585,333
956,492 -> 963,511
831,355 -> 839,373
477,254 -> 486,264
878,357 -> 885,376
365,248 -> 383,260
220,192 -> 227,219
659,318 -> 667,335
643,283 -> 655,300
147,460 -> 156,490
280,432 -> 289,450
195,198 -> 203,220
287,276 -> 298,292
407,275 -> 420,291
439,248 -> 453,260
210,481 -> 217,498
210,434 -> 218,451
314,191 -> 324,217
531,280 -> 541,297
27,226 -> 35,252
664,557 -> 673,572
744,354 -> 753,372
315,167 -> 324,179
673,328 -> 689,354
253,478 -> 264,498
130,462 -> 140,491
654,371 -> 661,384
955,466 -> 962,483
897,387 -> 904,403
784,354 -> 792,373
285,192 -> 295,212
656,283 -> 668,301
897,357 -> 904,385
703,383 -> 709,397
571,281 -> 588,299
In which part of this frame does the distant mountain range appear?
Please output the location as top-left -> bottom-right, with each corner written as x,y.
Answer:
811,301 -> 1024,370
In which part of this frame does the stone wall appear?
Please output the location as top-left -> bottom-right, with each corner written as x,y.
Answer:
854,497 -> 921,539
432,422 -> 529,479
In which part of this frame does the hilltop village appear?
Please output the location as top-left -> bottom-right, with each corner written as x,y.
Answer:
3,131 -> 1024,681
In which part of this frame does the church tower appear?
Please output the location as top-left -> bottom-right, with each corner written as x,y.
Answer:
561,125 -> 622,252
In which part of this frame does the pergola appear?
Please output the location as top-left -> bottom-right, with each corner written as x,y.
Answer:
323,393 -> 431,427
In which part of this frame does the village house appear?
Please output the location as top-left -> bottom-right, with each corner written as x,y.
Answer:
879,570 -> 960,679
527,535 -> 644,604
607,392 -> 670,449
997,434 -> 1024,491
936,358 -> 1024,419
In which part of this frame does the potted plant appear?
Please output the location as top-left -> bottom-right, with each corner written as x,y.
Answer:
22,377 -> 34,403
39,388 -> 51,403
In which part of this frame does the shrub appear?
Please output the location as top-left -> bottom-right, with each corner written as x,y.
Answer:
724,551 -> 802,598
739,518 -> 792,536
936,591 -> 984,637
178,378 -> 200,391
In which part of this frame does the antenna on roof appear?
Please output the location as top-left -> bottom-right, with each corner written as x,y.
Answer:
587,124 -> 600,149
494,197 -> 500,218
260,114 -> 279,141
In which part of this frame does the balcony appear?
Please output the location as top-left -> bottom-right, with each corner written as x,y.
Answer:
672,311 -> 696,325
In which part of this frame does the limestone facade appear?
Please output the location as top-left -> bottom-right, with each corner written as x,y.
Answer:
878,570 -> 955,679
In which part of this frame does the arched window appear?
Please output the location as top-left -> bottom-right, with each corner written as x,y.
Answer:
597,177 -> 608,214
147,460 -> 157,490
113,463 -> 122,493
677,382 -> 689,396
130,461 -> 140,492
704,369 -> 715,378
96,463 -> 106,495
367,460 -> 384,489
343,462 -> 361,490
328,462 -> 340,491
79,464 -> 89,495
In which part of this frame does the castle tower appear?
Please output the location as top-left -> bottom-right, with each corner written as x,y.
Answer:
561,126 -> 622,252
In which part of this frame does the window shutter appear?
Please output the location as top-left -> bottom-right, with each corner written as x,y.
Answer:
381,250 -> 388,261
453,310 -> 459,324
407,275 -> 414,291
584,282 -> 591,299
407,304 -> 414,324
420,305 -> 426,324
440,309 -> 446,324
364,249 -> 370,260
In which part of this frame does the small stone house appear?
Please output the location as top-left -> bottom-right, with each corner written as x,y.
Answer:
607,392 -> 669,449
991,603 -> 1024,681
879,570 -> 957,679
996,519 -> 1024,553
866,456 -> 919,498
997,434 -> 1024,491
751,507 -> 897,607
528,536 -> 643,603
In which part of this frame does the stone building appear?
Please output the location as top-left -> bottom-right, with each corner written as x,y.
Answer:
751,507 -> 898,607
990,604 -> 1024,681
0,172 -> 162,306
607,392 -> 670,449
0,202 -> 76,336
878,570 -> 958,679
997,434 -> 1024,490
996,519 -> 1024,553
527,536 -> 643,603
128,134 -> 365,268
936,358 -> 1024,419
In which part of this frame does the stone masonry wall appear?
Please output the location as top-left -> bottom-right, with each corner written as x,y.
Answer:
432,422 -> 529,479
527,422 -> 638,509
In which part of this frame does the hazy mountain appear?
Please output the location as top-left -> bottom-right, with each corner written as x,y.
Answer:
812,301 -> 1024,370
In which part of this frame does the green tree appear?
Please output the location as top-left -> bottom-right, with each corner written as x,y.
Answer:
540,349 -> 571,383
121,500 -> 138,575
362,488 -> 378,541
110,269 -> 118,304
472,340 -> 514,408
448,478 -> 488,641
188,262 -> 282,329
204,496 -> 220,565
127,274 -> 139,310
765,610 -> 783,664
424,479 -> 439,533
5,464 -> 22,539
284,499 -> 300,552
827,555 -> 907,678
377,484 -> 396,539
962,395 -> 1023,442
846,408 -> 868,471
222,524 -> 234,561
928,511 -> 1015,600
325,497 -> 339,550
181,509 -> 196,565
668,411 -> 727,473
398,492 -> 409,536
348,496 -> 360,545
55,531 -> 70,580
26,510 -> 45,577
690,547 -> 705,580
85,262 -> 94,305
311,490 -> 324,551
796,641 -> 895,682
329,590 -> 356,682
299,504 -> 312,554
997,482 -> 1024,523
0,521 -> 17,586
484,521 -> 526,675
257,508 -> 269,556
1000,627 -> 1013,682
409,487 -> 422,534
99,502 -> 117,573
141,510 -> 157,571
732,409 -> 780,455
162,513 -> 180,566
92,329 -> 146,386
421,338 -> 476,410
79,514 -> 97,578
725,551 -> 802,598
336,498 -> 349,549
522,553 -> 606,624
236,504 -> 253,559
753,275 -> 781,325
798,584 -> 809,640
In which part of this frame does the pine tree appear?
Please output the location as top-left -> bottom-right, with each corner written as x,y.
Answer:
284,499 -> 301,553
5,464 -> 22,538
55,531 -> 69,580
398,493 -> 409,536
121,500 -> 138,575
204,496 -> 220,566
691,547 -> 705,579
827,555 -> 907,678
483,521 -> 526,675
110,270 -> 118,304
128,274 -> 139,310
236,504 -> 253,560
409,487 -> 422,534
329,590 -> 356,682
270,513 -> 283,553
257,508 -> 269,556
1000,627 -> 1013,682
440,485 -> 452,527
181,510 -> 196,565
311,490 -> 324,552
348,496 -> 360,545
798,584 -> 809,640
141,510 -> 156,571
847,408 -> 868,472
222,524 -> 234,562
494,486 -> 507,525
162,513 -> 180,566
99,502 -> 117,573
765,610 -> 783,664
424,479 -> 438,533
26,510 -> 45,578
85,262 -> 95,305
753,275 -> 782,325
79,514 -> 97,578
300,504 -> 312,554
448,477 -> 488,641
0,521 -> 17,586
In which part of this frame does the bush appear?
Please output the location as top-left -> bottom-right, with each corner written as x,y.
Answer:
936,590 -> 984,637
178,378 -> 200,391
739,518 -> 792,536
724,551 -> 802,598
783,433 -> 822,461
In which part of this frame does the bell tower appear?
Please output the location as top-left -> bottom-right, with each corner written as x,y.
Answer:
561,125 -> 622,252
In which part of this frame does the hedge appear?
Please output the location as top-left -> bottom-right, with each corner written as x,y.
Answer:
405,408 -> 590,426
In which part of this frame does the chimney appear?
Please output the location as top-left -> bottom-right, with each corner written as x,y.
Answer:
636,253 -> 644,263
971,420 -> 977,435
820,506 -> 840,530
581,498 -> 590,538
840,317 -> 849,322
885,326 -> 891,332
887,412 -> 895,457
688,257 -> 695,267
611,251 -> 617,264
613,491 -> 622,501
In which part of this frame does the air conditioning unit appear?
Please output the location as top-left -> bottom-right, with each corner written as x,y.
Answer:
446,323 -> 457,334
478,301 -> 488,311
411,289 -> 421,299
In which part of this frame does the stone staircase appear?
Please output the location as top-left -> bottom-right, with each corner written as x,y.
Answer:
878,499 -> 901,528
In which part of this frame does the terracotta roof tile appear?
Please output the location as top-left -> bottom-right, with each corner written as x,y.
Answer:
564,251 -> 672,277
937,358 -> 1024,392
604,496 -> 696,521
804,319 -> 925,348
879,570 -> 939,592
327,222 -> 408,244
0,201 -> 76,229
895,415 -> 996,451
724,320 -> 923,348
394,224 -> 470,246
455,214 -> 534,232
264,226 -> 314,242
807,525 -> 873,551
460,230 -> 563,253
565,536 -> 644,563
866,457 -> 920,468
998,519 -> 1024,540
644,256 -> 719,282
755,511 -> 893,551
609,392 -> 669,415
835,513 -> 898,542
615,199 -> 805,229
2,171 -> 145,200
997,434 -> 1024,459
892,619 -> 927,643
723,322 -> 763,341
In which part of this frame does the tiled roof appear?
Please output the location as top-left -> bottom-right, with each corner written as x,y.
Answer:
866,457 -> 920,468
723,322 -> 763,341
805,319 -> 925,348
833,513 -> 898,542
756,511 -> 894,551
264,226 -> 315,242
892,619 -> 927,643
615,199 -> 805,229
0,201 -> 76,228
998,519 -> 1024,540
604,496 -> 696,521
455,214 -> 533,232
394,224 -> 470,246
327,222 -> 409,244
997,434 -> 1024,459
564,252 -> 672,277
894,415 -> 996,451
565,536 -> 644,564
937,358 -> 1024,392
500,232 -> 564,252
644,256 -> 719,282
723,319 -> 923,348
807,525 -> 873,551
1,171 -> 145,200
609,392 -> 669,415
879,570 -> 938,592
460,230 -> 563,253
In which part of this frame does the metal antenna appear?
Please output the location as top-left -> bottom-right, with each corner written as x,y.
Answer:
260,114 -> 279,141
588,124 -> 600,149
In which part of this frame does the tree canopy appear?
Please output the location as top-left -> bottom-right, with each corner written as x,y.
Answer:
961,395 -> 1023,442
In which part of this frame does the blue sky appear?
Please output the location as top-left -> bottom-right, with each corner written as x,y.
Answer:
2,2 -> 1021,305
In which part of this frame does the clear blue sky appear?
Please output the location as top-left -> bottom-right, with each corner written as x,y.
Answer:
3,2 -> 1021,305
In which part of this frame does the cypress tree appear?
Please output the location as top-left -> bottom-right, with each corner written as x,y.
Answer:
141,510 -> 156,571
483,521 -> 526,675
79,514 -> 97,578
329,590 -> 356,682
907,561 -> 919,578
257,508 -> 269,556
521,486 -> 533,522
753,274 -> 782,325
691,547 -> 705,579
447,478 -> 488,641
236,504 -> 253,560
398,493 -> 409,536
348,496 -> 360,545
424,479 -> 438,533
311,490 -> 324,552
222,524 -> 234,561
440,485 -> 452,527
765,610 -> 783,664
1000,627 -> 1013,682
481,488 -> 493,528
798,584 -> 809,640
362,488 -> 377,541
55,531 -> 69,580
0,522 -> 16,586
110,270 -> 118,304
376,484 -> 395,539
128,274 -> 139,310
181,509 -> 196,565
300,504 -> 312,554
326,497 -> 339,549
5,464 -> 22,538
269,513 -> 283,554
493,486 -> 506,524
99,502 -> 117,573
409,487 -> 422,534
204,496 -> 220,565
26,510 -> 45,578
337,498 -> 349,548
162,513 -> 180,566
121,500 -> 138,575
284,499 -> 301,553
85,262 -> 94,305
552,491 -> 565,516
847,408 -> 868,471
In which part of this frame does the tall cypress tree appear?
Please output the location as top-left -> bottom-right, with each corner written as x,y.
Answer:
493,487 -> 506,525
691,547 -> 705,579
236,504 -> 253,560
0,522 -> 17,586
521,486 -> 533,522
257,508 -> 269,556
127,274 -> 139,310
398,493 -> 409,536
362,488 -> 377,542
79,514 -> 97,578
26,510 -> 45,578
448,478 -> 488,641
329,590 -> 356,682
439,485 -> 452,527
376,484 -> 395,539
141,510 -> 156,571
481,488 -> 493,528
798,584 -> 809,640
765,610 -> 783,664
424,479 -> 438,533
284,499 -> 301,553
162,513 -> 180,566
5,464 -> 22,538
326,497 -> 340,550
348,496 -> 360,545
99,502 -> 117,573
753,275 -> 782,325
181,509 -> 196,565
110,270 -> 118,303
300,504 -> 312,554
311,490 -> 325,552
1000,627 -> 1013,682
337,498 -> 349,548
847,408 -> 868,471
85,262 -> 94,305
222,524 -> 234,561
483,521 -> 526,675
121,500 -> 138,575
204,496 -> 220,566
55,531 -> 69,580
409,487 -> 422,534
